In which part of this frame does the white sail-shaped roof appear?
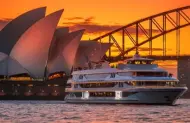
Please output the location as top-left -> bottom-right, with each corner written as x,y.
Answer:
88,43 -> 112,62
0,7 -> 46,55
74,41 -> 112,68
47,29 -> 84,75
47,55 -> 68,75
48,27 -> 70,63
74,41 -> 97,68
0,52 -> 8,75
0,52 -> 8,61
55,27 -> 69,38
8,57 -> 31,76
62,30 -> 84,72
9,9 -> 64,79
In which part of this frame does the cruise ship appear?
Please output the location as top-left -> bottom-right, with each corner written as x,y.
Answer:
65,52 -> 188,105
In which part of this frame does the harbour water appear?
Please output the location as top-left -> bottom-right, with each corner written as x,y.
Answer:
0,99 -> 190,123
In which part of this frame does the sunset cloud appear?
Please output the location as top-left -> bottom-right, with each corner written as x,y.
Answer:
63,16 -> 159,35
64,17 -> 84,21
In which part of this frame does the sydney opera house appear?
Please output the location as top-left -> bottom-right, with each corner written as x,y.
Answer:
0,7 -> 112,100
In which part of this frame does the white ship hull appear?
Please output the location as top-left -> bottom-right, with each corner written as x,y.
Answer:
67,53 -> 188,105
65,87 -> 187,105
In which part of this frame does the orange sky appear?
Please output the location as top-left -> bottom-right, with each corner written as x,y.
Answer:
0,0 -> 189,56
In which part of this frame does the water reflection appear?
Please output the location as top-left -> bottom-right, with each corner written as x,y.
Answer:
0,99 -> 189,123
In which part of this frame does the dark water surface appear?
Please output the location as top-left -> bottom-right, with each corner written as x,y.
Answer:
0,99 -> 190,123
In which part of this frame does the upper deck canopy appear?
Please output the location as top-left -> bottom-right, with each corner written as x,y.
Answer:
126,52 -> 154,65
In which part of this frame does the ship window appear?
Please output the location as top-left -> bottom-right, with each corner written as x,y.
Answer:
119,82 -> 123,87
166,82 -> 176,86
74,84 -> 78,88
79,75 -> 83,79
110,73 -> 115,78
144,82 -> 158,86
147,61 -> 152,64
127,61 -> 132,64
136,72 -> 167,77
90,92 -> 115,97
118,72 -> 131,76
135,61 -> 141,64
66,83 -> 71,88
85,74 -> 109,79
127,60 -> 153,64
142,61 -> 147,64
70,93 -> 76,98
132,72 -> 136,76
136,82 -> 145,86
80,83 -> 116,88
135,81 -> 177,86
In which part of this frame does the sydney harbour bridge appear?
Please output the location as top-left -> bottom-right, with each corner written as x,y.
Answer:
93,6 -> 190,96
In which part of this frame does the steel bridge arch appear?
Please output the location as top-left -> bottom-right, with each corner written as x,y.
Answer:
122,23 -> 190,55
93,6 -> 190,61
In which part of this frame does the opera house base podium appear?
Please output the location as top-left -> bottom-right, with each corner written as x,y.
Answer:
0,77 -> 68,100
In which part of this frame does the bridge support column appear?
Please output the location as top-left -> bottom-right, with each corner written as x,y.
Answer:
177,58 -> 190,98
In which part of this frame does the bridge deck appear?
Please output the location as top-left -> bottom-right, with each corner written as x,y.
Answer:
105,55 -> 190,62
